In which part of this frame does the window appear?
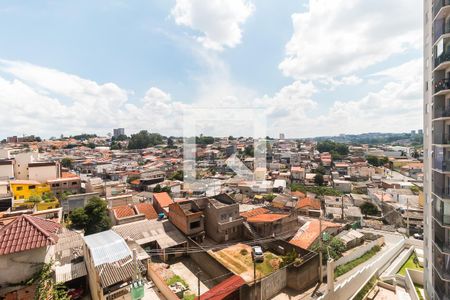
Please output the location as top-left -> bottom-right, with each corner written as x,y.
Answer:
72,182 -> 78,185
29,185 -> 36,190
16,186 -> 23,191
190,220 -> 201,229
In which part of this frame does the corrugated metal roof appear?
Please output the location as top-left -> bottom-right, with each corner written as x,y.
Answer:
55,262 -> 87,283
83,230 -> 131,267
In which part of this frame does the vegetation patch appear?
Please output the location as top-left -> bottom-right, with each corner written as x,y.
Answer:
166,275 -> 189,288
335,245 -> 381,277
353,276 -> 377,300
397,253 -> 423,276
291,183 -> 342,196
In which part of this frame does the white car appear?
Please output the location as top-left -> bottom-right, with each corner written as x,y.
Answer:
252,246 -> 264,262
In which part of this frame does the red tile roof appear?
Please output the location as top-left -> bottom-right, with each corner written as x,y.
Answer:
296,197 -> 321,210
0,215 -> 60,255
61,172 -> 79,179
289,219 -> 341,249
134,203 -> 158,220
199,275 -> 245,300
240,207 -> 269,219
112,205 -> 136,219
246,213 -> 288,223
153,192 -> 173,208
291,191 -> 306,199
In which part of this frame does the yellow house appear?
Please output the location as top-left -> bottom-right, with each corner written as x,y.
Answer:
10,180 -> 59,210
10,180 -> 51,200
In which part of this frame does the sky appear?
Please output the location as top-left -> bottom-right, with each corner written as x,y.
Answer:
0,0 -> 422,139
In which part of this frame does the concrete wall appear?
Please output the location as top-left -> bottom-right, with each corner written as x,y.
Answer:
0,163 -> 13,179
187,239 -> 231,283
405,269 -> 421,300
318,238 -> 405,300
28,165 -> 59,182
286,254 -> 320,291
0,246 -> 53,286
147,263 -> 179,300
335,236 -> 384,267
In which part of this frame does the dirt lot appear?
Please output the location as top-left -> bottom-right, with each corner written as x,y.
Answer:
210,243 -> 282,283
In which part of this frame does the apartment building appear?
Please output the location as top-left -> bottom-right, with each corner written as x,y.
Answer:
424,0 -> 450,298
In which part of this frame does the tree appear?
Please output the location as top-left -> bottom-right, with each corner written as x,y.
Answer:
69,208 -> 88,229
128,130 -> 163,149
360,202 -> 378,217
69,197 -> 111,235
315,166 -> 326,175
29,262 -> 70,300
153,184 -> 171,194
28,195 -> 42,203
314,174 -> 324,186
312,237 -> 346,263
169,170 -> 184,181
167,137 -> 175,148
244,145 -> 254,157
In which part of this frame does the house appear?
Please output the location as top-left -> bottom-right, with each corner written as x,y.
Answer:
168,200 -> 205,241
110,204 -> 145,225
203,194 -> 244,242
0,160 -> 14,179
0,181 -> 12,212
0,215 -> 60,286
333,179 -> 352,193
289,219 -> 342,249
60,192 -> 99,214
296,197 -> 321,217
153,192 -> 174,215
246,212 -> 299,237
133,203 -> 158,220
112,219 -> 187,262
83,230 -> 144,300
47,173 -> 81,197
291,166 -> 305,183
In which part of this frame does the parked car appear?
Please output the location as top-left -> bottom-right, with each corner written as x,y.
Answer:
252,245 -> 264,262
413,233 -> 423,240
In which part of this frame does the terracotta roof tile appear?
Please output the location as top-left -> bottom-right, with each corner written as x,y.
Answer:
296,197 -> 321,210
153,192 -> 173,208
246,213 -> 288,223
134,203 -> 158,220
289,219 -> 341,249
240,208 -> 269,219
112,205 -> 136,219
0,215 -> 60,255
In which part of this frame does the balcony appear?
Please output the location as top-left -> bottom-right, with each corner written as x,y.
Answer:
435,78 -> 450,95
434,269 -> 450,300
434,0 -> 450,19
434,243 -> 450,281
433,197 -> 450,226
434,19 -> 450,43
435,51 -> 450,70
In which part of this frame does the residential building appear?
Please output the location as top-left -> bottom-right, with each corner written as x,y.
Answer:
47,174 -> 81,197
113,128 -> 125,138
168,200 -> 205,240
289,219 -> 342,250
0,181 -> 12,211
0,160 -> 14,179
83,230 -> 144,300
204,194 -> 244,242
152,192 -> 174,215
0,215 -> 60,286
10,180 -> 51,201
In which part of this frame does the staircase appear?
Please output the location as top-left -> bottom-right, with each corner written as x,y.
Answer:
242,221 -> 259,239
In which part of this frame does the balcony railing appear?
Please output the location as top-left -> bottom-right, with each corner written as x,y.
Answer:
434,0 -> 450,18
434,244 -> 450,281
434,199 -> 450,225
435,52 -> 450,69
434,21 -> 450,43
434,269 -> 450,299
433,185 -> 450,198
435,107 -> 450,119
435,78 -> 450,94
433,134 -> 450,145
433,159 -> 450,171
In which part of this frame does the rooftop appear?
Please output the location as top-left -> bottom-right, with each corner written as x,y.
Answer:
153,192 -> 174,208
0,215 -> 60,255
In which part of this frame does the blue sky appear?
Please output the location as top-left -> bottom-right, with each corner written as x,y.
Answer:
0,0 -> 422,138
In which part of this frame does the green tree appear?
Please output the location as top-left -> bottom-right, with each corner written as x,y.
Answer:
312,237 -> 346,263
60,158 -> 73,169
360,202 -> 378,217
169,170 -> 184,181
28,195 -> 42,203
314,174 -> 324,186
244,145 -> 254,157
167,137 -> 175,148
69,197 -> 111,235
69,208 -> 88,229
128,130 -> 163,149
29,262 -> 70,300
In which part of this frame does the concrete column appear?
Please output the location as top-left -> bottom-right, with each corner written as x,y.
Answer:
327,259 -> 335,294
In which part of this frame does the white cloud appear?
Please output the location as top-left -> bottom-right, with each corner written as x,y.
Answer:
171,0 -> 254,51
279,0 -> 421,80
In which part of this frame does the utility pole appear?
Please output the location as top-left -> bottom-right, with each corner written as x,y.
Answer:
197,270 -> 201,299
254,261 -> 257,300
341,196 -> 344,220
319,210 -> 323,283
